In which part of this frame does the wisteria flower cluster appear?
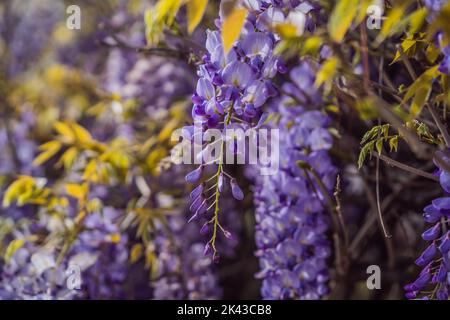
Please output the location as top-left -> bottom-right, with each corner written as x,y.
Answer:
254,63 -> 336,299
184,4 -> 287,261
405,151 -> 450,300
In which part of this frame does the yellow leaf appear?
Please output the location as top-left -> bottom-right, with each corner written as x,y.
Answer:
275,23 -> 298,38
315,57 -> 339,87
5,239 -> 26,263
410,85 -> 432,118
301,36 -> 323,56
33,141 -> 62,166
66,183 -> 86,199
83,160 -> 99,182
145,0 -> 183,45
408,7 -> 428,34
222,7 -> 247,54
391,38 -> 417,64
2,176 -> 36,208
328,0 -> 359,42
158,118 -> 179,142
59,147 -> 78,169
87,198 -> 102,213
130,244 -> 143,263
376,5 -> 407,44
187,0 -> 209,34
355,0 -> 374,25
71,123 -> 92,143
54,122 -> 75,141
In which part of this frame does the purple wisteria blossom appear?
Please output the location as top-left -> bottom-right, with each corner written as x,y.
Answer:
184,1 -> 290,261
405,151 -> 450,300
254,62 -> 336,299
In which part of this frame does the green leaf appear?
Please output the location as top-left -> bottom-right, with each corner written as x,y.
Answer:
408,7 -> 428,34
389,136 -> 399,152
361,126 -> 380,145
222,7 -> 247,54
356,98 -> 379,120
375,139 -> 383,155
381,124 -> 390,138
358,140 -> 375,169
71,122 -> 92,143
328,0 -> 359,43
187,0 -> 209,34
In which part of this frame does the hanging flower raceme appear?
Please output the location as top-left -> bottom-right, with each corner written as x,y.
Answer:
183,5 -> 288,261
148,164 -> 241,299
405,151 -> 450,300
253,62 -> 337,299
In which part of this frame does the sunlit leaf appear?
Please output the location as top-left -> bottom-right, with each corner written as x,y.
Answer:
2,176 -> 36,208
33,141 -> 62,166
408,7 -> 428,34
301,36 -> 323,56
376,139 -> 383,155
187,0 -> 209,34
402,65 -> 439,118
222,7 -> 247,54
275,23 -> 298,38
66,183 -> 87,200
54,122 -> 75,142
158,118 -> 179,142
145,0 -> 183,45
71,122 -> 92,143
376,4 -> 408,44
328,0 -> 359,43
389,136 -> 399,152
59,147 -> 78,169
391,38 -> 417,64
315,57 -> 339,87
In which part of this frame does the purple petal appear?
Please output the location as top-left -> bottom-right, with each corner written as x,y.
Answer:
196,78 -> 215,100
185,166 -> 203,184
422,223 -> 441,241
230,178 -> 244,200
222,61 -> 254,88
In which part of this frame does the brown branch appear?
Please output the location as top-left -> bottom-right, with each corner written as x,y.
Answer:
373,152 -> 439,181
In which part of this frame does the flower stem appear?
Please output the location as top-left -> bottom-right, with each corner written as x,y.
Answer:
211,110 -> 233,252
